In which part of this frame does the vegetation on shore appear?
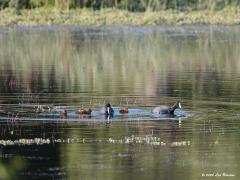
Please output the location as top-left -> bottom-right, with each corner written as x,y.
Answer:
0,0 -> 240,25
0,7 -> 240,26
1,0 -> 240,11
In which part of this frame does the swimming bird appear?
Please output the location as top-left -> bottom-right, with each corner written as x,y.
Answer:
152,101 -> 181,115
104,103 -> 114,116
76,107 -> 92,115
119,107 -> 128,114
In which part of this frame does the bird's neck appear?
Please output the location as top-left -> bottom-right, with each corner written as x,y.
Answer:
169,104 -> 178,114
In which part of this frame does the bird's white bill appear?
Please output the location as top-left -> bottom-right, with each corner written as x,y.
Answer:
179,103 -> 182,109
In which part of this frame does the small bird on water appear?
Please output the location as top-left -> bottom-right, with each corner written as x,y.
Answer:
119,107 -> 128,114
76,106 -> 92,115
100,103 -> 114,116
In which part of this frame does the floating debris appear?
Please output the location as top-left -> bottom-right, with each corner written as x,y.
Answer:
0,138 -> 50,146
108,135 -> 190,147
0,136 -> 190,147
170,141 -> 191,147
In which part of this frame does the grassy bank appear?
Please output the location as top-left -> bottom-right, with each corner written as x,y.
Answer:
0,7 -> 240,26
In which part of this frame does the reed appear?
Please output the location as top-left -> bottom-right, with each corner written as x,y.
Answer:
0,7 -> 240,26
0,0 -> 239,25
0,0 -> 240,11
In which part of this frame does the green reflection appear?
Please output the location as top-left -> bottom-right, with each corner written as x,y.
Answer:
1,26 -> 240,101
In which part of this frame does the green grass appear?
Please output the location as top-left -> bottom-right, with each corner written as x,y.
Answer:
0,7 -> 240,26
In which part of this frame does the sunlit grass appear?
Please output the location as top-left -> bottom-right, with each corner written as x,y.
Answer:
0,7 -> 240,25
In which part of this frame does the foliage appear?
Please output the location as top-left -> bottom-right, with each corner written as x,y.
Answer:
0,0 -> 240,11
0,7 -> 240,25
0,0 -> 8,9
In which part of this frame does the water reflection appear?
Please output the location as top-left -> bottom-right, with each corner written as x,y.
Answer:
0,26 -> 240,179
1,26 -> 240,100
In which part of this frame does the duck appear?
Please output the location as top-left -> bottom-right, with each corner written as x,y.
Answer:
152,101 -> 181,115
119,107 -> 128,114
76,107 -> 92,115
104,103 -> 114,116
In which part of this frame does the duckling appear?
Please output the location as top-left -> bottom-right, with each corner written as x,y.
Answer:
152,101 -> 181,115
77,107 -> 84,114
119,107 -> 128,114
84,108 -> 92,115
76,107 -> 92,115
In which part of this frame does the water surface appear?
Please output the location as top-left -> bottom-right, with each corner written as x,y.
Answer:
0,25 -> 239,179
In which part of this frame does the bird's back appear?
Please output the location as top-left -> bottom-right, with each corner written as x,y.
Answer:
152,105 -> 170,114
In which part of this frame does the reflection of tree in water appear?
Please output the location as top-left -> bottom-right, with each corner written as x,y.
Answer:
0,68 -> 18,93
48,65 -> 58,93
1,27 -> 240,103
30,65 -> 44,93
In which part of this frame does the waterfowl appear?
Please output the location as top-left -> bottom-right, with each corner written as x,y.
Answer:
152,101 -> 181,115
119,107 -> 128,114
104,103 -> 114,116
76,107 -> 92,115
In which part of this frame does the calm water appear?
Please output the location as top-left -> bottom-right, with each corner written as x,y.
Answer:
0,25 -> 239,179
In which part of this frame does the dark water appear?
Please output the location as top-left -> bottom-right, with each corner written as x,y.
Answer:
0,25 -> 239,179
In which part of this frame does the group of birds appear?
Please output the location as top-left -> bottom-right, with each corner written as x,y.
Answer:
61,101 -> 182,118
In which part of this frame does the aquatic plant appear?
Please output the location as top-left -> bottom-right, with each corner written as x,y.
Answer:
0,138 -> 50,146
0,136 -> 191,147
108,135 -> 191,146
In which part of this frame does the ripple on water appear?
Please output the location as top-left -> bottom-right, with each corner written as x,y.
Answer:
0,104 -> 192,123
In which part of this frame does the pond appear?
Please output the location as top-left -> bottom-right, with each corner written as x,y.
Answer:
0,25 -> 239,179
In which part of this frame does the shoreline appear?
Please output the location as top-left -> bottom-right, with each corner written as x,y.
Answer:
0,8 -> 240,26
